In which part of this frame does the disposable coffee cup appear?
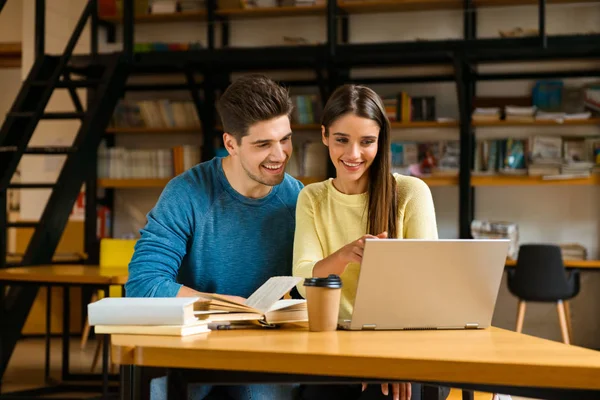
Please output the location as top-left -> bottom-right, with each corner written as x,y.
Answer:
303,274 -> 343,332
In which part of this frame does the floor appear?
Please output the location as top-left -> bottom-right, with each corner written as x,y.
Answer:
1,337 -> 535,399
2,336 -> 111,398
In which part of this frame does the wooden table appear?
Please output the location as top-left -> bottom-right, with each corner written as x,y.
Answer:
505,259 -> 600,269
111,325 -> 600,400
0,264 -> 128,285
0,265 -> 128,399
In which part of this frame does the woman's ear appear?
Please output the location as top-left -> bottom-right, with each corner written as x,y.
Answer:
223,133 -> 237,156
321,125 -> 328,147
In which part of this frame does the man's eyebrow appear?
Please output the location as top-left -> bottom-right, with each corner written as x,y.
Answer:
251,132 -> 292,145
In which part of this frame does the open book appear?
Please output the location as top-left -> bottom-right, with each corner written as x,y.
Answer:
195,276 -> 308,325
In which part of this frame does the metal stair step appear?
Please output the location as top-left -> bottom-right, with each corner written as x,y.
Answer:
6,222 -> 38,228
8,112 -> 86,120
0,146 -> 77,154
30,79 -> 103,88
8,183 -> 55,189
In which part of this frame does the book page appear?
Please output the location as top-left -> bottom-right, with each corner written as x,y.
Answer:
245,276 -> 303,314
267,299 -> 306,312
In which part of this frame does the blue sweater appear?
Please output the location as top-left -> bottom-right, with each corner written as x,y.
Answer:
125,157 -> 303,298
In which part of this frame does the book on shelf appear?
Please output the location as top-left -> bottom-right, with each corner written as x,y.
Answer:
111,99 -> 201,129
391,140 -> 459,176
286,141 -> 328,179
472,107 -> 501,122
559,243 -> 587,261
381,93 -> 437,123
98,144 -> 202,179
290,95 -> 322,125
472,135 -> 600,178
504,105 -> 536,122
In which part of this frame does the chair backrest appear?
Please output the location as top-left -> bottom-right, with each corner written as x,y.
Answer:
99,238 -> 137,298
99,238 -> 137,269
508,244 -> 575,301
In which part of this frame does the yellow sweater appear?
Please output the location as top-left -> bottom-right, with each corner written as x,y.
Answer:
292,174 -> 439,320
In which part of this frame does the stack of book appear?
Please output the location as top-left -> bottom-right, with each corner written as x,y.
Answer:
504,105 -> 536,122
88,277 -> 308,336
471,220 -> 519,260
472,107 -> 501,122
559,244 -> 587,261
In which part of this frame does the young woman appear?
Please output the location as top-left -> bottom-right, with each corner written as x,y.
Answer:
293,84 -> 440,400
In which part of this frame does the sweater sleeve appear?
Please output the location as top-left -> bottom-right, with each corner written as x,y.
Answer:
292,188 -> 323,299
402,177 -> 439,239
124,177 -> 195,298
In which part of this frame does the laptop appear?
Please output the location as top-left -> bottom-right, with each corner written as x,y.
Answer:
338,239 -> 511,331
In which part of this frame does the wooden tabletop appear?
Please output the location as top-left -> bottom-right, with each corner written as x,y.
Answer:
111,326 -> 600,391
505,259 -> 600,269
0,265 -> 128,285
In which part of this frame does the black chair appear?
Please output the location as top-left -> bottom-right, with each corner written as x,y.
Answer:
507,244 -> 580,344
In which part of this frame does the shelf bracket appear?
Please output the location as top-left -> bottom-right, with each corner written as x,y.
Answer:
538,0 -> 547,48
453,52 -> 475,239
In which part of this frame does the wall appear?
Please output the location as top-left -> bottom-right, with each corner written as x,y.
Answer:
18,2 -> 600,346
0,0 -> 23,137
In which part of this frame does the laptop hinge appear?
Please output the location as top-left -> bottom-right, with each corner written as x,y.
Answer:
465,323 -> 479,329
362,324 -> 377,330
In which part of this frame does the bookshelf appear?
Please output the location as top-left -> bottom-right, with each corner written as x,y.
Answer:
391,121 -> 459,129
338,0 -> 462,13
83,0 -> 600,258
98,176 -> 324,188
421,176 -> 459,186
105,126 -> 201,134
0,42 -> 21,69
216,5 -> 326,19
98,178 -> 172,188
473,119 -> 600,127
337,0 -> 600,14
474,0 -> 600,7
100,10 -> 207,23
472,175 -> 600,186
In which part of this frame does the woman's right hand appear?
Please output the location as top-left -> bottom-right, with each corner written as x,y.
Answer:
313,231 -> 388,277
335,231 -> 388,265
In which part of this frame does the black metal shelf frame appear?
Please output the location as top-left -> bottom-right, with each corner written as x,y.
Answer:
81,0 -> 600,245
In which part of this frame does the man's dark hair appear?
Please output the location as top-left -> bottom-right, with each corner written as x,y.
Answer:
217,75 -> 293,143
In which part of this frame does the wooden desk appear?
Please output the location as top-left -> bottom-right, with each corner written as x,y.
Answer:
505,259 -> 600,269
111,326 -> 600,400
0,264 -> 128,285
0,265 -> 126,399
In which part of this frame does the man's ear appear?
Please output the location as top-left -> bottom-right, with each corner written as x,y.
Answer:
321,125 -> 328,147
223,132 -> 238,156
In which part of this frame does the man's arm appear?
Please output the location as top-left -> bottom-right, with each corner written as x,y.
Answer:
125,178 -> 197,298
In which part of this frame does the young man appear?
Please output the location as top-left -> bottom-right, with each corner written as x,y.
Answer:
125,74 -> 303,400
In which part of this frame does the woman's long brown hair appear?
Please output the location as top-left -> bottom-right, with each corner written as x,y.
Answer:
321,84 -> 398,238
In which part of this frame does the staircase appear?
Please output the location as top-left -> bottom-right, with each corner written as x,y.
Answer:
0,1 -> 129,379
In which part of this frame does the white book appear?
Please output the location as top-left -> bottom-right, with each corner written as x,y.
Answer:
88,297 -> 201,326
